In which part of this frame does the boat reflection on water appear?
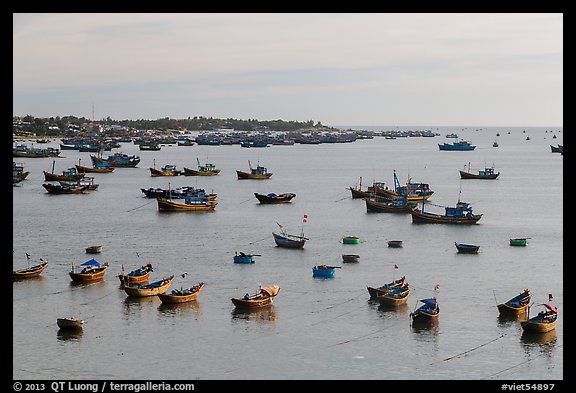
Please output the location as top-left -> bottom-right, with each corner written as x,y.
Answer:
521,329 -> 557,346
158,300 -> 201,316
231,305 -> 277,323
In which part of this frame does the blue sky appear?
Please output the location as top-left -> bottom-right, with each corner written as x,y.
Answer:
13,13 -> 563,127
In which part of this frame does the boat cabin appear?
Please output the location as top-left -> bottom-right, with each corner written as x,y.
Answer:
445,202 -> 474,218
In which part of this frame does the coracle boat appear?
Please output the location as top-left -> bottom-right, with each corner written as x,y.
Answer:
367,276 -> 408,299
521,303 -> 558,333
150,162 -> 181,177
387,240 -> 403,248
231,285 -> 280,309
117,263 -> 154,286
510,238 -> 528,246
157,195 -> 217,212
342,236 -> 360,244
13,259 -> 48,279
57,318 -> 84,330
459,163 -> 500,179
438,139 -> 476,151
85,245 -> 102,254
43,183 -> 88,194
69,259 -> 109,282
455,242 -> 480,254
254,192 -> 296,204
158,282 -> 204,304
233,252 -> 260,264
410,199 -> 482,224
410,298 -> 440,323
236,160 -> 272,179
342,254 -> 360,263
378,286 -> 410,307
497,289 -> 531,316
312,265 -> 340,278
123,275 -> 174,297
183,158 -> 221,176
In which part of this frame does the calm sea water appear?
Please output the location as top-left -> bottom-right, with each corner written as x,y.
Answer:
13,126 -> 563,381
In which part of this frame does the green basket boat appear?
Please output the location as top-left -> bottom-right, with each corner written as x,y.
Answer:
342,236 -> 361,244
510,238 -> 528,246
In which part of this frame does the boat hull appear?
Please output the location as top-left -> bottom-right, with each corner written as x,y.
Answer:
123,276 -> 174,297
521,319 -> 557,333
410,209 -> 482,224
254,193 -> 295,204
85,245 -> 102,254
272,232 -> 307,248
13,262 -> 48,279
342,254 -> 360,263
455,243 -> 480,253
365,198 -> 415,213
183,167 -> 221,176
69,266 -> 108,282
236,170 -> 272,179
233,256 -> 254,264
459,170 -> 499,179
157,197 -> 217,212
312,266 -> 336,278
510,238 -> 527,246
497,303 -> 529,316
231,297 -> 274,309
158,283 -> 204,303
150,168 -> 180,176
75,164 -> 114,173
57,318 -> 84,330
378,289 -> 410,306
342,236 -> 360,244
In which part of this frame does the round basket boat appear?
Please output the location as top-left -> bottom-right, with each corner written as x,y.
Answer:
387,240 -> 403,248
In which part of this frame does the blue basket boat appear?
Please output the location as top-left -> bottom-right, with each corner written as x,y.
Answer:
312,265 -> 340,278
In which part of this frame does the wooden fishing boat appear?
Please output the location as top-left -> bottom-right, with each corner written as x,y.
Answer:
312,265 -> 340,278
254,192 -> 296,204
497,289 -> 531,316
348,178 -> 386,199
459,163 -> 500,179
75,163 -> 115,173
365,196 -> 416,213
233,252 -> 260,264
521,303 -> 558,333
85,245 -> 102,254
91,152 -> 140,168
455,242 -> 480,254
69,259 -> 109,282
410,298 -> 440,323
510,238 -> 528,246
44,166 -> 85,181
183,158 -> 221,176
342,236 -> 360,244
236,160 -> 272,179
141,186 -> 217,200
117,263 -> 154,285
272,231 -> 307,248
13,260 -> 48,279
387,240 -> 403,248
150,163 -> 181,177
342,254 -> 360,263
378,286 -> 410,307
60,176 -> 99,191
231,285 -> 280,309
158,282 -> 204,304
410,200 -> 482,224
57,318 -> 84,330
157,195 -> 218,212
367,276 -> 408,299
43,183 -> 88,194
13,162 -> 29,180
123,275 -> 174,297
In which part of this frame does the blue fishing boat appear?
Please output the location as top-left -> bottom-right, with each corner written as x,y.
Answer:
272,219 -> 308,249
233,252 -> 260,264
497,289 -> 531,316
410,298 -> 440,322
410,200 -> 482,224
91,152 -> 140,167
312,265 -> 340,278
438,139 -> 476,151
367,276 -> 408,298
455,242 -> 480,254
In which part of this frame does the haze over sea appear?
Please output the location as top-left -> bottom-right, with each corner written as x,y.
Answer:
13,125 -> 562,380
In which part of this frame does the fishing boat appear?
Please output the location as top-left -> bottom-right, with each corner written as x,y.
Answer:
13,259 -> 48,279
312,264 -> 340,278
231,285 -> 280,309
13,144 -> 60,157
348,178 -> 386,199
85,245 -> 102,254
272,219 -> 308,249
75,158 -> 115,173
410,199 -> 482,224
376,171 -> 433,201
365,195 -> 416,213
117,263 -> 154,285
60,176 -> 99,191
69,259 -> 109,282
139,142 -> 161,151
254,192 -> 296,204
367,276 -> 408,299
497,289 -> 531,316
342,254 -> 360,263
141,186 -> 217,200
510,238 -> 528,246
13,162 -> 29,181
236,160 -> 272,179
44,162 -> 85,181
233,252 -> 261,264
157,195 -> 218,212
57,318 -> 84,330
455,242 -> 480,254
438,139 -> 476,151
123,275 -> 174,297
158,282 -> 204,304
378,286 -> 410,307
150,162 -> 181,176
521,303 -> 558,333
410,298 -> 440,323
493,141 -> 499,147
183,158 -> 221,176
42,183 -> 89,194
342,236 -> 360,244
91,152 -> 140,168
459,163 -> 500,179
